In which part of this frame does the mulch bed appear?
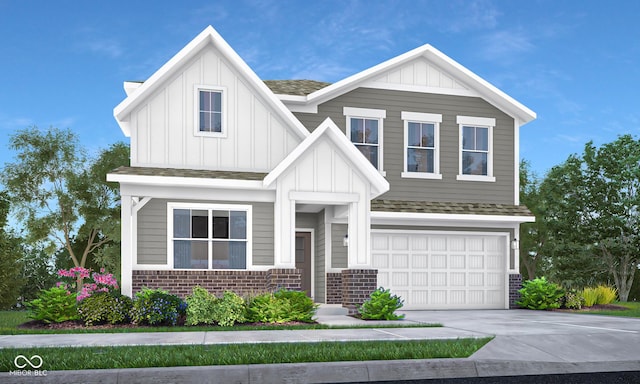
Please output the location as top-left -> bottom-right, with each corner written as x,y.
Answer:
552,304 -> 629,312
17,319 -> 314,330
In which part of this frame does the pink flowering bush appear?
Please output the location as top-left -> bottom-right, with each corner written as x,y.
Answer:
56,267 -> 119,301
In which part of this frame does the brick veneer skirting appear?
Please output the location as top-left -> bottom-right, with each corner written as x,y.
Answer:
131,269 -> 301,298
509,273 -> 523,309
341,269 -> 378,314
326,273 -> 343,304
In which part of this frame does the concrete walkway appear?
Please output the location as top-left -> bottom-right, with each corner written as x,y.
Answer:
1,309 -> 639,383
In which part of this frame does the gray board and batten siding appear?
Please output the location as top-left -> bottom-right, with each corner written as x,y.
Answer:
293,87 -> 516,205
136,199 -> 275,266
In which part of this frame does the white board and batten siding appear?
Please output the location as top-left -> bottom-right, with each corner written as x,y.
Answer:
372,231 -> 508,310
129,45 -> 301,172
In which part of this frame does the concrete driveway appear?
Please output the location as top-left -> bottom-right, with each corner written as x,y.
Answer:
401,309 -> 640,363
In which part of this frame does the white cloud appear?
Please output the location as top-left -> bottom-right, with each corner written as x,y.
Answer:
444,0 -> 501,33
82,38 -> 123,58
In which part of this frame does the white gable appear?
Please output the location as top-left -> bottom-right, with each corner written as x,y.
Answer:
114,26 -> 308,173
364,57 -> 473,94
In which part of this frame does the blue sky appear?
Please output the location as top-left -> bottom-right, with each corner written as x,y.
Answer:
1,0 -> 639,176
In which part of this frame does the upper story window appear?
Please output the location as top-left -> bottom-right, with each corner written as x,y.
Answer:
456,116 -> 496,182
401,111 -> 442,180
195,85 -> 226,137
169,203 -> 251,270
343,107 -> 386,175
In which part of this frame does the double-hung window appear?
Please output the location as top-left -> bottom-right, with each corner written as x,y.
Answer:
343,107 -> 386,175
457,116 -> 496,182
401,111 -> 442,179
195,85 -> 226,136
169,203 -> 251,269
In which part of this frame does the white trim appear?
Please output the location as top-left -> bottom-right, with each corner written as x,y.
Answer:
132,196 -> 152,213
456,115 -> 496,126
401,111 -> 442,178
166,202 -> 253,271
342,107 -> 387,119
119,183 -> 275,203
282,103 -> 318,114
401,111 -> 442,123
514,118 -> 521,205
295,228 -> 315,300
363,82 -> 480,98
371,210 -> 535,225
289,191 -> 359,204
193,85 -> 227,138
456,174 -> 496,182
108,173 -> 265,190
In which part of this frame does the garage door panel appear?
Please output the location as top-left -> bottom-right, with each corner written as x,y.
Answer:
372,232 -> 507,310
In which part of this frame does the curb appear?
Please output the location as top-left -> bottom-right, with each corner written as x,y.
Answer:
2,359 -> 640,384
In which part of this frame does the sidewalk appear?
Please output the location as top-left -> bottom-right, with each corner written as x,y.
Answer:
1,310 -> 639,383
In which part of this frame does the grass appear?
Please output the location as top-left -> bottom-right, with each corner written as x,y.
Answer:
0,311 -> 441,335
0,338 -> 491,371
578,301 -> 640,318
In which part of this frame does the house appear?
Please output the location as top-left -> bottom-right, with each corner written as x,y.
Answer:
107,26 -> 535,312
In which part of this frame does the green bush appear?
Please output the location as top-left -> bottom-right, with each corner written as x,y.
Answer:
594,285 -> 617,305
212,291 -> 246,326
274,289 -> 317,323
130,288 -> 186,326
26,286 -> 79,323
583,285 -> 618,306
185,286 -> 217,326
246,289 -> 316,323
560,290 -> 584,310
358,287 -> 405,320
77,292 -> 133,326
517,277 -> 564,310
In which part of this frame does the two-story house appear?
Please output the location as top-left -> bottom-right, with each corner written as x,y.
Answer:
108,26 -> 535,311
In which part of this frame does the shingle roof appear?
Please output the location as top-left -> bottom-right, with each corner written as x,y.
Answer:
110,166 -> 267,181
371,199 -> 533,216
264,80 -> 331,96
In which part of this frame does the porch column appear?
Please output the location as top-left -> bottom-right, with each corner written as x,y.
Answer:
120,195 -> 133,297
273,186 -> 296,268
347,198 -> 371,268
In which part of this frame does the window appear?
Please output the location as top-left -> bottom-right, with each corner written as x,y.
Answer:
195,86 -> 225,136
169,203 -> 251,269
344,107 -> 386,174
401,111 -> 442,179
457,116 -> 496,182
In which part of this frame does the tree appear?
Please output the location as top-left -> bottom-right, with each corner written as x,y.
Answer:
1,126 -> 129,290
519,160 -> 546,280
0,191 -> 23,309
539,135 -> 640,300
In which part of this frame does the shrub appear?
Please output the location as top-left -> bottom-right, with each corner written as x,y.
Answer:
57,267 -> 119,301
246,289 -> 315,323
359,287 -> 405,320
560,289 -> 584,310
274,289 -> 317,323
246,293 -> 291,323
185,286 -> 217,326
130,288 -> 186,326
77,292 -> 133,326
595,285 -> 617,305
212,291 -> 246,326
517,277 -> 564,310
26,286 -> 79,323
582,287 -> 599,307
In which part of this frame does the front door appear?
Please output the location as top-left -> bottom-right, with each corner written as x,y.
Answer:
295,232 -> 312,297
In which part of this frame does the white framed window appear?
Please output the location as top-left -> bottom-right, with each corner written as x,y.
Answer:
456,116 -> 496,182
167,203 -> 252,270
195,85 -> 226,137
343,107 -> 386,175
401,111 -> 442,180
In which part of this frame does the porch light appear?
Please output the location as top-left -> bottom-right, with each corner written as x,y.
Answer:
511,238 -> 519,250
343,234 -> 349,247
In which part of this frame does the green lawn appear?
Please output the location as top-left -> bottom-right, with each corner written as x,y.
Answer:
0,338 -> 491,371
0,311 -> 440,335
577,301 -> 640,318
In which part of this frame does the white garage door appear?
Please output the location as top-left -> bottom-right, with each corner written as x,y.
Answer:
372,231 -> 507,310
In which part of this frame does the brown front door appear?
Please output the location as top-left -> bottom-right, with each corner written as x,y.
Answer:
295,232 -> 312,297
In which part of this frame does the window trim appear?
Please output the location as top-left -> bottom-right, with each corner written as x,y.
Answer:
194,85 -> 227,138
343,107 -> 386,176
167,202 -> 252,270
456,115 -> 496,182
401,111 -> 442,180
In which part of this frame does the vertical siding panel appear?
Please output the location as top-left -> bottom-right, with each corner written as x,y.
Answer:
236,80 -> 252,169
269,115 -> 284,168
219,60 -> 236,169
148,90 -> 167,165
401,64 -> 414,85
136,105 -> 149,164
183,59 -> 201,168
415,60 -> 428,86
253,100 -> 269,170
166,74 -> 183,165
